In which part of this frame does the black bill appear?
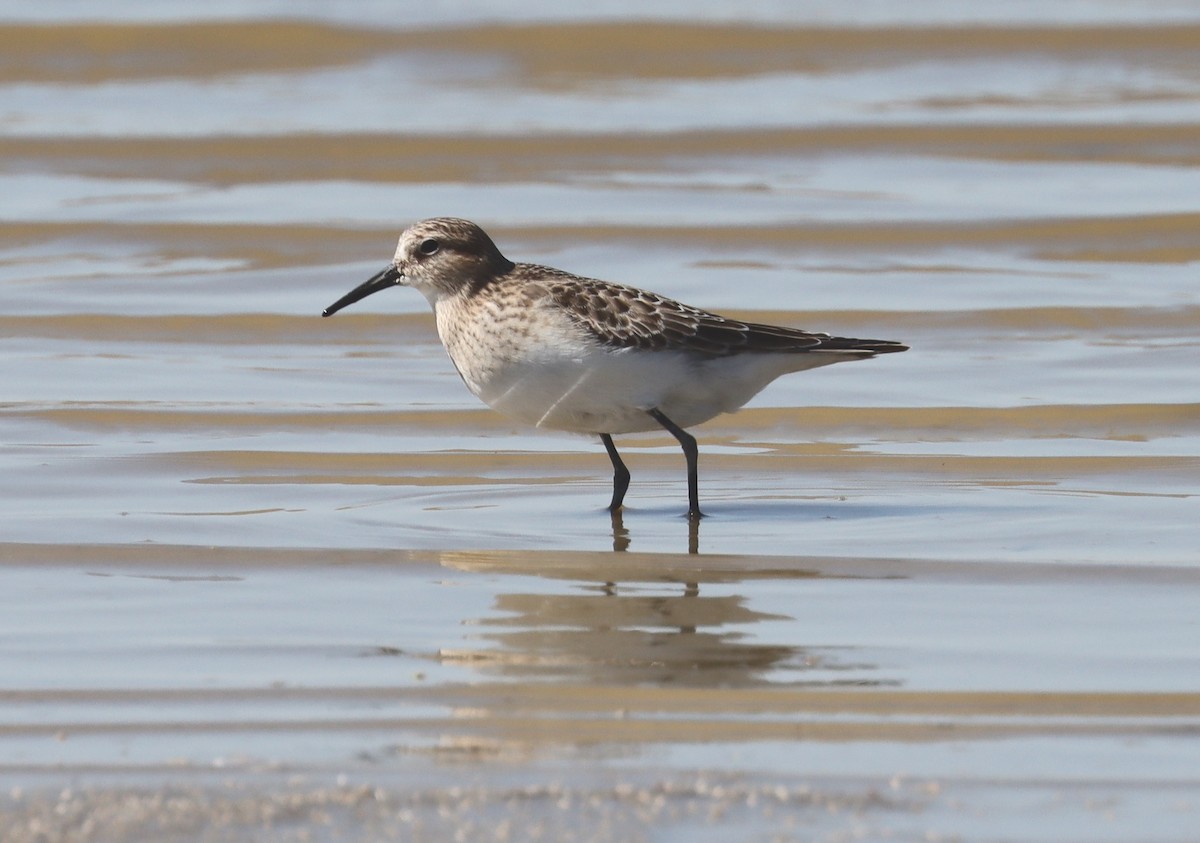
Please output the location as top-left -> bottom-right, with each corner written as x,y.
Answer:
322,265 -> 403,317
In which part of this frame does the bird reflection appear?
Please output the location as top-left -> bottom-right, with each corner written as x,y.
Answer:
439,551 -> 885,688
608,506 -> 699,556
610,509 -> 630,553
607,508 -> 699,591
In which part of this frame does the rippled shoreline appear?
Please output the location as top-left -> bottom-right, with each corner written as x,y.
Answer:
2,4 -> 1198,840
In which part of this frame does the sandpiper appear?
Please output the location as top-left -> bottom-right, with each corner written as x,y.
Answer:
323,217 -> 907,518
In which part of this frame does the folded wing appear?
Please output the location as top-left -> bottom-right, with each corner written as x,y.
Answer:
538,271 -> 908,358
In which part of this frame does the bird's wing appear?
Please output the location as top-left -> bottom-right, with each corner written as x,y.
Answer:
532,270 -> 906,357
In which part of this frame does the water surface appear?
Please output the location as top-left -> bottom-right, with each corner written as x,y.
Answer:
1,3 -> 1198,841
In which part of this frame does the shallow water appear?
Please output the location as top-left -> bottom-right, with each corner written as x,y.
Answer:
2,3 -> 1199,841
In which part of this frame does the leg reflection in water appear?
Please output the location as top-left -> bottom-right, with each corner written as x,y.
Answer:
606,507 -> 701,595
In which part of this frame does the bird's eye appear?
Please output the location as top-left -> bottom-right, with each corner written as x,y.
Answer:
419,239 -> 440,256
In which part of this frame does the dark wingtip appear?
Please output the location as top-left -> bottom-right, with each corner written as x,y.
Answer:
817,337 -> 909,356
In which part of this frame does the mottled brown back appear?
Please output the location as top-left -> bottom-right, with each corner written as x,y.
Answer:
510,264 -> 907,358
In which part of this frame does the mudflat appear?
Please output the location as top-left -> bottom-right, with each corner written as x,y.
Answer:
2,4 -> 1197,840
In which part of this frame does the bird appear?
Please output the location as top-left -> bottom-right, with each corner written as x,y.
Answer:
323,217 -> 907,518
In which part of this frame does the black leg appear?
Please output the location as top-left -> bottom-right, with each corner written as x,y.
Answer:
646,408 -> 704,519
600,433 -> 631,512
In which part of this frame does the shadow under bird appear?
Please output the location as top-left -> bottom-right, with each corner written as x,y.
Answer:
323,218 -> 907,518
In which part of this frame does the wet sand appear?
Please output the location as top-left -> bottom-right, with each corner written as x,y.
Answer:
2,3 -> 1199,840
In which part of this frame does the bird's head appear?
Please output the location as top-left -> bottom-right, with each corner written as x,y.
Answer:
322,217 -> 514,316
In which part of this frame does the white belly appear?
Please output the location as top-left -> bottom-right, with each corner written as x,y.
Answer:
464,345 -> 841,434
434,293 -> 847,435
